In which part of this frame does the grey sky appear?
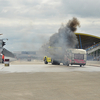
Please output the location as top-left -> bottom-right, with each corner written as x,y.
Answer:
0,0 -> 100,51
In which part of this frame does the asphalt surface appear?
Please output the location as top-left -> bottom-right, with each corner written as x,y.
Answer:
0,61 -> 100,73
0,61 -> 100,100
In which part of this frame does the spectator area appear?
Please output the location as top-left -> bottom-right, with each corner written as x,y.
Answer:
75,33 -> 100,49
75,33 -> 100,60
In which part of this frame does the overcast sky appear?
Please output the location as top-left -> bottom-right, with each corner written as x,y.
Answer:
0,0 -> 100,51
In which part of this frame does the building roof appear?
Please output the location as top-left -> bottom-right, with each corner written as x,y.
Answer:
75,33 -> 100,49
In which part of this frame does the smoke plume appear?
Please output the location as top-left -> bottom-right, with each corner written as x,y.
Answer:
49,17 -> 80,48
41,17 -> 80,57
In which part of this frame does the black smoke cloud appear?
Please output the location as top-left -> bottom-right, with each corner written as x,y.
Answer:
49,17 -> 80,48
41,17 -> 80,57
